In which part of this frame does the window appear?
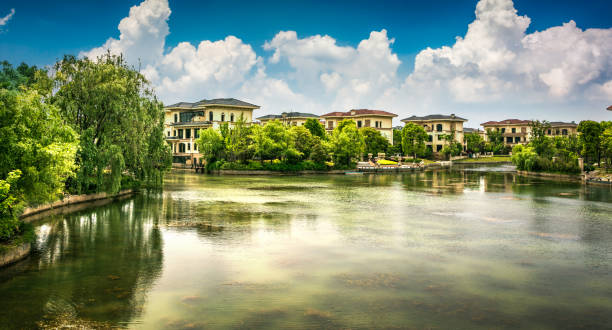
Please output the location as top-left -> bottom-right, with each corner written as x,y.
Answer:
512,128 -> 516,133
562,129 -> 568,135
173,130 -> 176,137
547,129 -> 551,135
178,129 -> 184,139
186,129 -> 191,139
365,120 -> 370,127
436,145 -> 442,152
501,128 -> 506,133
195,128 -> 200,138
328,121 -> 334,129
515,137 -> 521,143
230,113 -> 235,122
506,137 -> 512,143
167,131 -> 170,136
436,124 -> 443,132
357,120 -> 362,128
180,111 -> 204,122
187,143 -> 190,151
556,129 -> 560,135
174,114 -> 178,122
428,135 -> 433,142
178,143 -> 186,153
209,111 -> 213,121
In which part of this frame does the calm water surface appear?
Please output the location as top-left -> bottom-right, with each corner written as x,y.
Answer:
1,165 -> 612,329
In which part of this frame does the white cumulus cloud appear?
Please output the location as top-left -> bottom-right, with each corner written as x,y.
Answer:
81,0 -> 612,125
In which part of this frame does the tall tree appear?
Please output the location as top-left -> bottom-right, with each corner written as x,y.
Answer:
464,133 -> 484,154
195,128 -> 225,166
401,123 -> 428,159
330,120 -> 365,166
304,118 -> 326,139
0,89 -> 78,203
360,127 -> 389,156
577,120 -> 602,165
52,54 -> 171,193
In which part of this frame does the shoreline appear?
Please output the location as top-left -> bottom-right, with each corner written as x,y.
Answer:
1,189 -> 138,268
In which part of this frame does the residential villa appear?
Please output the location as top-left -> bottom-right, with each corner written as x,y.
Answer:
256,112 -> 319,126
321,109 -> 398,143
164,98 -> 259,165
481,119 -> 531,146
401,114 -> 467,154
464,127 -> 486,139
545,122 -> 578,136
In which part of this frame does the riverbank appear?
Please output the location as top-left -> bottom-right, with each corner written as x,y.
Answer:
516,170 -> 582,181
453,156 -> 512,165
1,189 -> 137,268
0,224 -> 35,268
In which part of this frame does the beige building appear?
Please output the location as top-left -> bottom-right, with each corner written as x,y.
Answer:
164,98 -> 259,165
401,114 -> 466,153
481,119 -> 531,146
546,122 -> 578,137
256,112 -> 319,126
321,109 -> 397,143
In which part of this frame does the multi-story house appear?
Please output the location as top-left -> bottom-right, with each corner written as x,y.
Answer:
321,109 -> 397,143
545,122 -> 578,137
481,119 -> 531,146
256,112 -> 319,126
401,114 -> 467,154
164,98 -> 259,165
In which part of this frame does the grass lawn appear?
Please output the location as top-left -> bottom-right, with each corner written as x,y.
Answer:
455,156 -> 511,163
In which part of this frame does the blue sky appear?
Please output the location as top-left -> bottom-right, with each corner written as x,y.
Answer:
1,0 -> 611,125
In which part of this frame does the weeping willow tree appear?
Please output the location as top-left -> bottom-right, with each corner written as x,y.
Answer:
52,53 -> 171,194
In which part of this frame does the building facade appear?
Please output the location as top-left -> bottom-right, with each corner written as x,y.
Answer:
481,119 -> 531,146
256,112 -> 319,126
164,98 -> 259,165
321,109 -> 397,143
401,114 -> 466,153
545,122 -> 578,137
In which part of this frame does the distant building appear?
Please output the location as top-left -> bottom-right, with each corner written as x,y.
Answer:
545,122 -> 578,137
164,98 -> 259,165
607,105 -> 612,111
256,112 -> 319,126
481,119 -> 531,146
321,109 -> 398,143
401,114 -> 467,153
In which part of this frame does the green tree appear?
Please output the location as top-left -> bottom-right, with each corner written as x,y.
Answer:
390,128 -> 403,155
601,124 -> 612,168
361,127 -> 390,157
485,129 -> 505,154
309,136 -> 328,164
464,133 -> 484,154
249,124 -> 275,163
195,128 -> 225,165
52,54 -> 170,193
289,125 -> 314,160
225,115 -> 253,162
577,120 -> 602,165
0,89 -> 78,204
0,170 -> 24,241
304,118 -> 326,139
401,123 -> 428,159
330,120 -> 365,166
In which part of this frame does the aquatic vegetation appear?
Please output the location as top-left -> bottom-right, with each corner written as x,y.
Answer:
336,273 -> 404,289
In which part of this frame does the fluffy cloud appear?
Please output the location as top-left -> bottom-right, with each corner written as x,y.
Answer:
393,0 -> 612,124
80,0 -> 170,67
0,8 -> 15,28
82,0 -> 612,125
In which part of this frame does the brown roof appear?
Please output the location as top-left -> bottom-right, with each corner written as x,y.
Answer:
481,119 -> 530,126
607,105 -> 612,111
321,109 -> 397,118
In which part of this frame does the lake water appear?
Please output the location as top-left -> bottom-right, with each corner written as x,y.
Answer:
1,165 -> 612,329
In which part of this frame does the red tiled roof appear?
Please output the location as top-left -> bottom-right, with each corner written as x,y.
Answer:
321,109 -> 398,117
607,105 -> 612,111
481,119 -> 530,126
